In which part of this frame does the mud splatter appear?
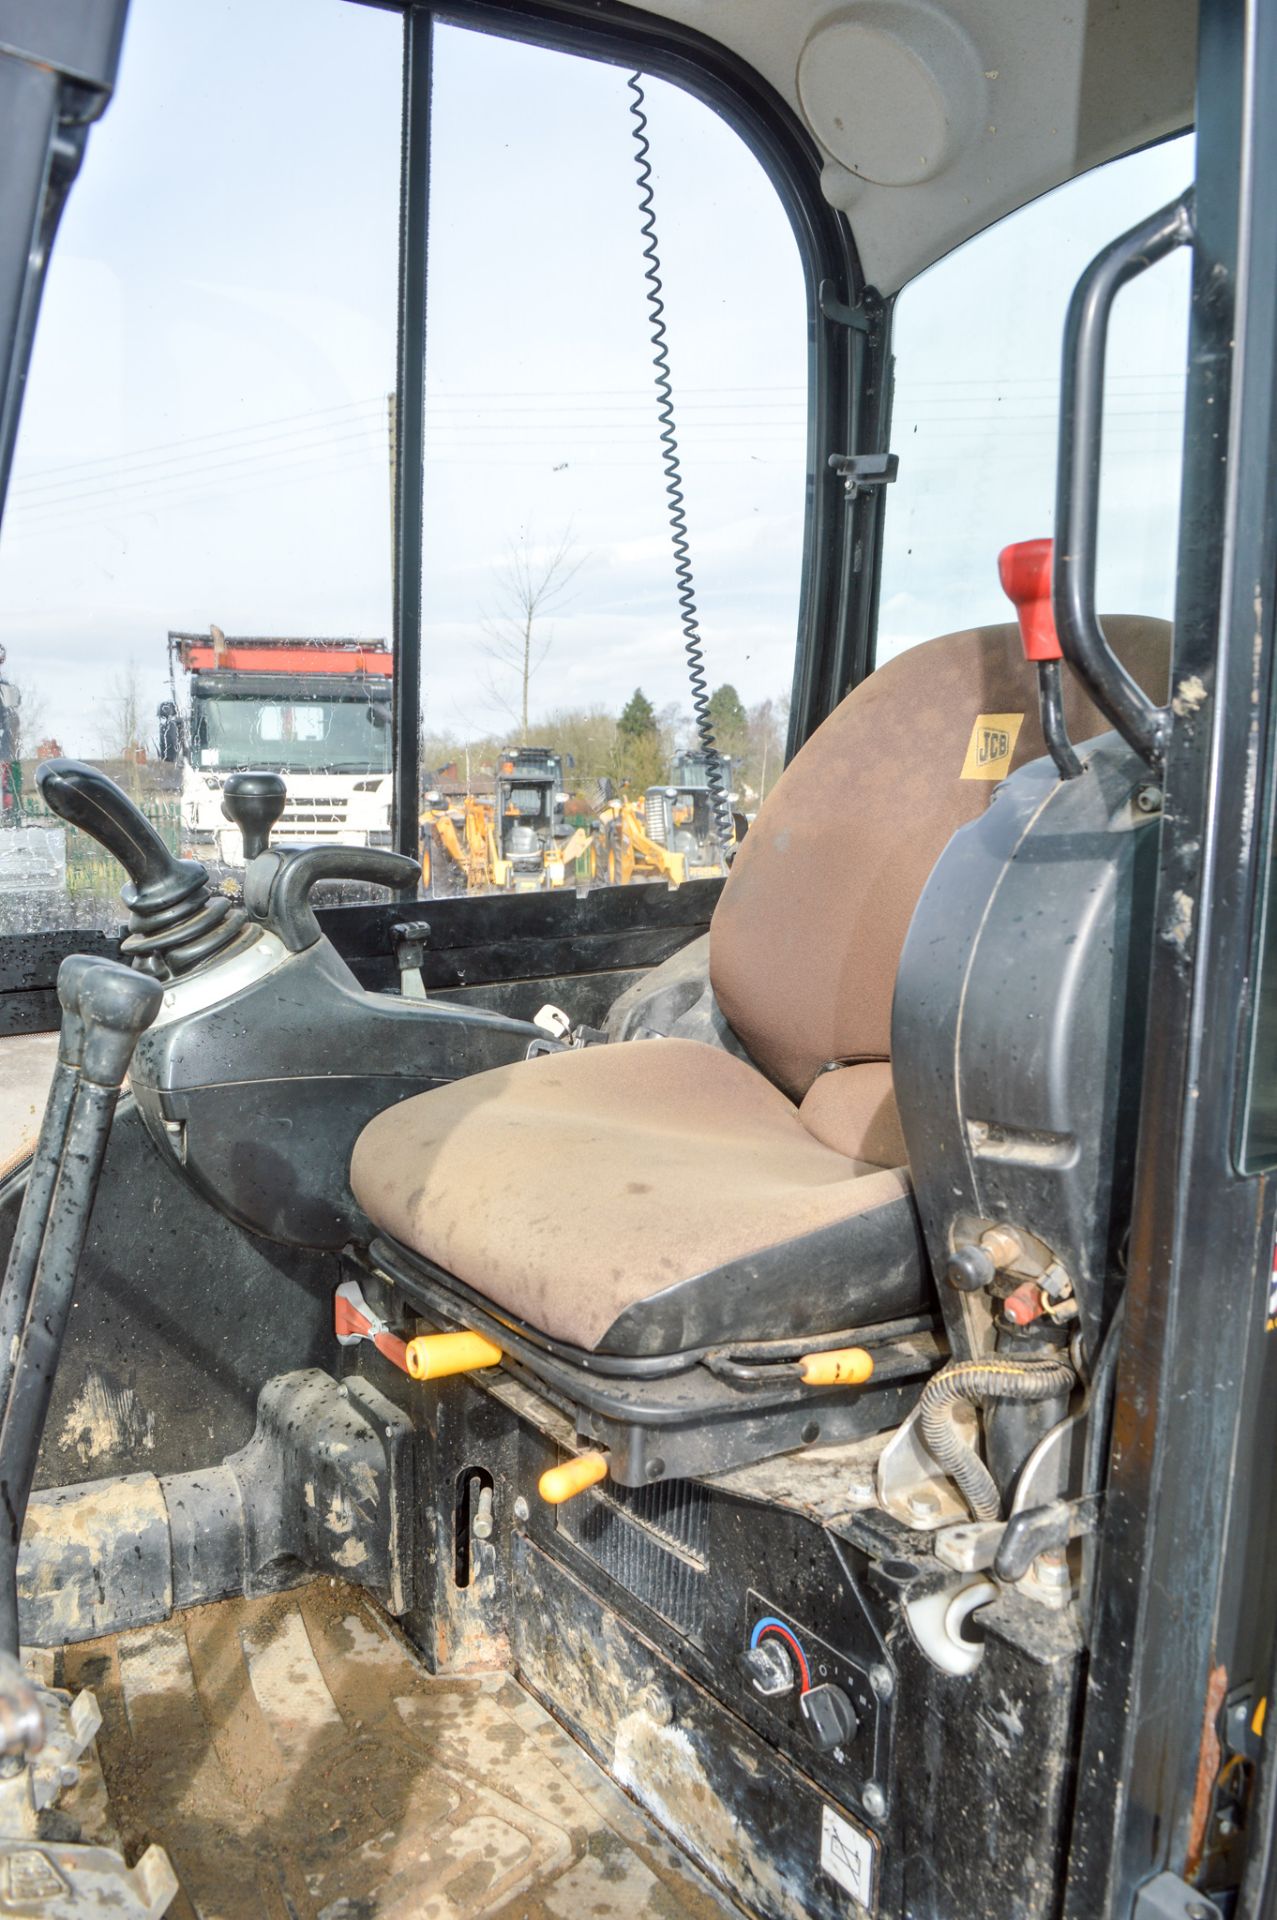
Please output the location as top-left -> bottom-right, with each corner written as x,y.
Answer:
58,1372 -> 154,1467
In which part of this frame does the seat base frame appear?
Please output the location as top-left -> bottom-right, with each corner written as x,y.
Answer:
363,1239 -> 941,1486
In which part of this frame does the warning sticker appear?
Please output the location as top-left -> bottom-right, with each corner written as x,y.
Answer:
820,1804 -> 878,1909
960,712 -> 1024,781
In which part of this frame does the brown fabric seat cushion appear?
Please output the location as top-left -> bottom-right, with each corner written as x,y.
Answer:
711,617 -> 1171,1099
799,1061 -> 907,1167
351,1038 -> 923,1354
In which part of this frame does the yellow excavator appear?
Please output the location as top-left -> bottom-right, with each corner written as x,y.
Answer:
419,792 -> 492,894
489,753 -> 593,891
596,780 -> 733,887
597,789 -> 686,886
422,753 -> 594,894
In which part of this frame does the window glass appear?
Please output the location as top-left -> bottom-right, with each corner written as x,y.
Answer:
417,26 -> 806,897
877,134 -> 1194,666
0,0 -> 401,931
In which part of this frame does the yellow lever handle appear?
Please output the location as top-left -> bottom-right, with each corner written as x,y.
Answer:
538,1453 -> 609,1504
404,1330 -> 503,1381
798,1346 -> 874,1387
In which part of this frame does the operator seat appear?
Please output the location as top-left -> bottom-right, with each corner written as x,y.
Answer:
352,619 -> 1170,1358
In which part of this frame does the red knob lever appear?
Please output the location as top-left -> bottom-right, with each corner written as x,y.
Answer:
997,537 -> 1061,663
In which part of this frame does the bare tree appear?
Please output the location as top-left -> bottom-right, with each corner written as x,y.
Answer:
476,530 -> 585,742
96,668 -> 145,764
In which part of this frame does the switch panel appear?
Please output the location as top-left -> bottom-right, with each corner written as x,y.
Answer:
743,1592 -> 891,1818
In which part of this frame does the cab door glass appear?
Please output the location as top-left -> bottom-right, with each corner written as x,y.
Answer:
417,25 -> 806,898
0,0 -> 401,937
877,134 -> 1193,666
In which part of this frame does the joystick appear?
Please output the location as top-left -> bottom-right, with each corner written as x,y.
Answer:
36,760 -> 255,977
222,771 -> 287,861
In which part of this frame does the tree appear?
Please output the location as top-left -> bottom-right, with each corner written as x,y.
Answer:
614,687 -> 667,792
98,663 -> 147,762
742,696 -> 788,803
618,688 -> 657,741
707,683 -> 749,761
476,530 -> 585,741
0,665 -> 46,764
537,705 -> 618,792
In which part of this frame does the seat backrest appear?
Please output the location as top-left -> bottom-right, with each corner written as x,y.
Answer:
710,618 -> 1171,1104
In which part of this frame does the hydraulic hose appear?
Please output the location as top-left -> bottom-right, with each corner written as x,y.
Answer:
919,1357 -> 1076,1522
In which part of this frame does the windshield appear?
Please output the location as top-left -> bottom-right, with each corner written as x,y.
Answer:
504,785 -> 552,820
193,693 -> 391,775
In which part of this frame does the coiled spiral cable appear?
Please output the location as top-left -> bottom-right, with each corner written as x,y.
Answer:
626,72 -> 733,849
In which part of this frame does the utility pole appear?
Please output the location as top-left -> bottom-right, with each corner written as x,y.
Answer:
386,391 -> 399,617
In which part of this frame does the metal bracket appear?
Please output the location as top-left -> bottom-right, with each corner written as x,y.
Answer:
1130,1869 -> 1222,1920
827,451 -> 899,500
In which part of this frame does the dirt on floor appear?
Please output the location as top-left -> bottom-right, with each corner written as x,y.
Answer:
61,1578 -> 740,1920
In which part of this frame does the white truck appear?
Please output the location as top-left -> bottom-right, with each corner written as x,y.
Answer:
166,629 -> 394,868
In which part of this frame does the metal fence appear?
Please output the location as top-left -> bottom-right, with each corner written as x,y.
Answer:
17,790 -> 183,904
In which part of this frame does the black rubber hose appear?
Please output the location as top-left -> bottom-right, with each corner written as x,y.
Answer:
919,1357 -> 1077,1522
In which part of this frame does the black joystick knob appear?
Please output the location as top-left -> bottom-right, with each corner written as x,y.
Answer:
37,759 -> 206,914
36,759 -> 253,978
222,771 -> 287,862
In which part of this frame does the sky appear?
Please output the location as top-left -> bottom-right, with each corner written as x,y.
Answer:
0,0 -> 1192,756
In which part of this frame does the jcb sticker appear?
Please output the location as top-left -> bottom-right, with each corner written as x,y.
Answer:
960,711 -> 1024,781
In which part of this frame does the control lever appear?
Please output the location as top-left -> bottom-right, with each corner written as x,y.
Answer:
36,759 -> 253,974
246,843 -> 421,953
997,538 -> 1083,781
0,957 -> 162,1659
222,770 -> 286,860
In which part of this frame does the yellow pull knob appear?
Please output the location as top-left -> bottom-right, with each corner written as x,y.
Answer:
404,1330 -> 503,1381
538,1453 -> 609,1504
799,1346 -> 874,1387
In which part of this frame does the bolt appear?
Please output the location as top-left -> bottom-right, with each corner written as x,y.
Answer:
1032,1551 -> 1071,1589
863,1782 -> 887,1820
869,1663 -> 894,1700
472,1485 -> 494,1540
1135,784 -> 1163,814
1185,1904 -> 1213,1920
512,1496 -> 530,1525
848,1475 -> 877,1508
908,1491 -> 940,1522
980,1226 -> 1024,1271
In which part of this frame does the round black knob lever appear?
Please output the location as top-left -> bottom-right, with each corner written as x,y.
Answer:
946,1244 -> 997,1293
799,1683 -> 860,1754
222,771 -> 287,861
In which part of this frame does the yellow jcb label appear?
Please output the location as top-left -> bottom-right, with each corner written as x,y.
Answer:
960,712 -> 1025,781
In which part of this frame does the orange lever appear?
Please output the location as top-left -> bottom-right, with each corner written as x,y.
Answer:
404,1330 -> 503,1381
997,537 -> 1061,662
539,1453 -> 609,1504
798,1346 -> 874,1387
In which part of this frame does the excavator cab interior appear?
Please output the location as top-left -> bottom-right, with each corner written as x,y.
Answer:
2,2 -> 1277,1918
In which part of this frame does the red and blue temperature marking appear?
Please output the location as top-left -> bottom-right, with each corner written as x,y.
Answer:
750,1616 -> 811,1694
